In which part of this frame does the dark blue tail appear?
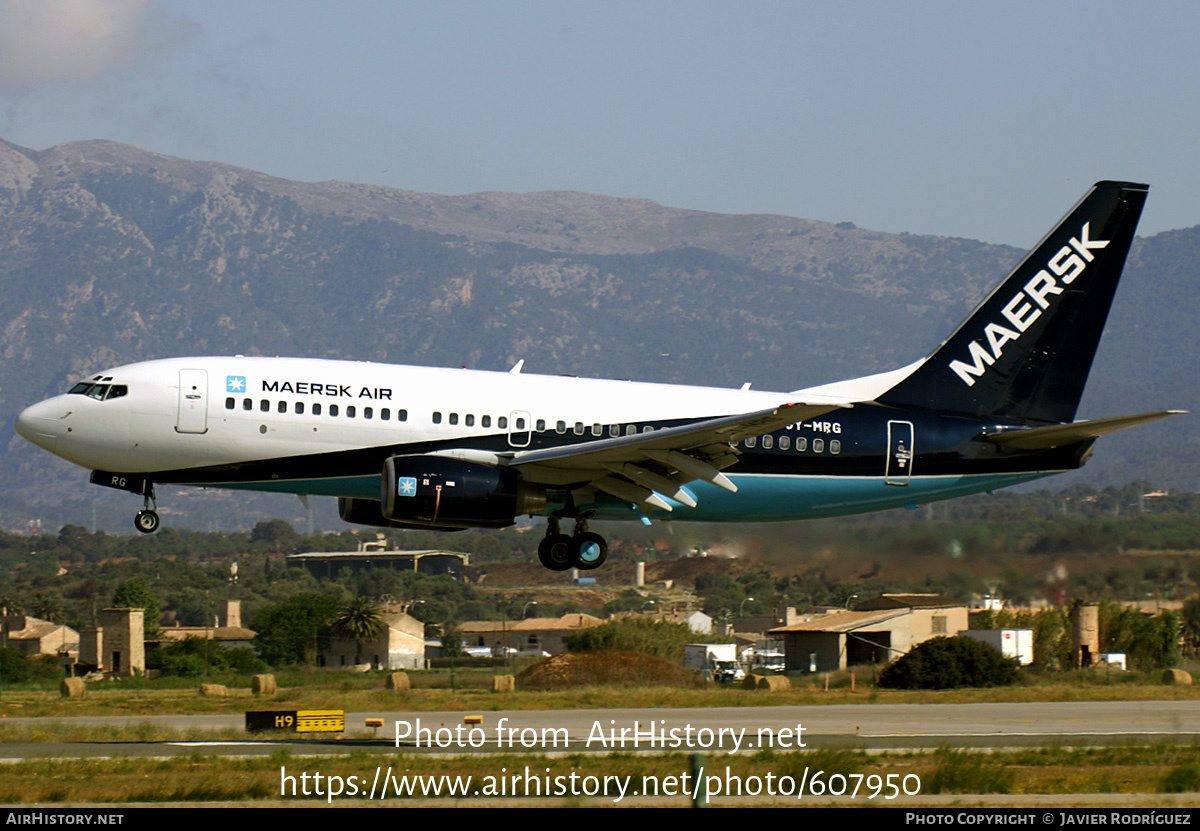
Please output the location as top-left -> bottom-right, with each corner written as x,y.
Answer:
875,181 -> 1148,424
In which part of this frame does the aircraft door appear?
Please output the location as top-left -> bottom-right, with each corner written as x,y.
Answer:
508,410 -> 531,448
176,369 -> 209,434
885,420 -> 913,485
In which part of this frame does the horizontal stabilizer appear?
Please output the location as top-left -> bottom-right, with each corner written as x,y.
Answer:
985,411 -> 1186,451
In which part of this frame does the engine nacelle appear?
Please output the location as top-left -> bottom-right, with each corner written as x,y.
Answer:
338,497 -> 466,530
381,455 -> 546,529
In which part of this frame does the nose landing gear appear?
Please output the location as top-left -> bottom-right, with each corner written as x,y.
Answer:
134,484 -> 159,534
537,515 -> 608,571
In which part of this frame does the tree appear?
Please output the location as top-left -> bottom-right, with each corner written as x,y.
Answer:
330,598 -> 387,666
251,593 -> 342,666
111,577 -> 160,636
1183,598 -> 1200,654
440,627 -> 465,658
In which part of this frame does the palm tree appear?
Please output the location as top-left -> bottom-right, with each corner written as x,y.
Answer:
330,598 -> 387,667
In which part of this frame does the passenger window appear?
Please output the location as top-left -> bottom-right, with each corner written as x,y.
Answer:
536,419 -> 545,431
226,397 -> 235,410
574,423 -> 584,435
347,406 -> 356,418
591,424 -> 602,436
642,426 -> 653,433
498,416 -> 508,429
779,436 -> 790,450
330,404 -> 339,417
516,417 -> 526,429
295,402 -> 305,415
313,403 -> 322,415
432,412 -> 442,424
556,421 -> 566,433
830,440 -> 841,454
481,414 -> 490,427
745,436 -> 756,448
762,435 -> 774,449
449,412 -> 458,425
796,437 -> 807,451
465,414 -> 474,426
398,409 -> 407,422
260,400 -> 269,412
626,425 -> 637,436
243,398 -> 252,411
609,425 -> 620,437
381,408 -> 390,421
364,407 -> 373,419
813,438 -> 825,453
278,401 -> 287,414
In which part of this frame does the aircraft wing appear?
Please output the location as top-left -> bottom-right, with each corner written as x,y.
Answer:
985,410 -> 1186,451
509,401 -> 848,512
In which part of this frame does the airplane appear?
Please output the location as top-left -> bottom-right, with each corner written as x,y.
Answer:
14,181 -> 1183,571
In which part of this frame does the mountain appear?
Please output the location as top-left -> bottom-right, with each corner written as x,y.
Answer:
0,138 -> 1193,529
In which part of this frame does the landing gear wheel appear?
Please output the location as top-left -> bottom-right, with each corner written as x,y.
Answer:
538,533 -> 573,571
134,509 -> 160,534
571,532 -> 608,570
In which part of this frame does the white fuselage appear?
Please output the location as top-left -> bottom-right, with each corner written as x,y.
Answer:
17,356 -> 813,475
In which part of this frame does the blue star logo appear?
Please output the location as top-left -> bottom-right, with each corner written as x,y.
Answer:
226,375 -> 246,393
397,477 -> 417,497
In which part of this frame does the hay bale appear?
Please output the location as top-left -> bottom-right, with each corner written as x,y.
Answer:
386,672 -> 410,692
492,675 -> 515,692
758,675 -> 790,691
1162,669 -> 1193,685
251,674 -> 277,695
742,674 -> 764,690
60,677 -> 85,698
199,683 -> 228,697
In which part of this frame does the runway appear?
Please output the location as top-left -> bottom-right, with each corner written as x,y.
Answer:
2,700 -> 1197,758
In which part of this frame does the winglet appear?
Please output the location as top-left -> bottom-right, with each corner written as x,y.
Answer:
509,359 -> 525,375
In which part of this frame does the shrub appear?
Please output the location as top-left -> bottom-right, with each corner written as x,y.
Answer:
878,636 -> 1018,690
149,637 -> 266,677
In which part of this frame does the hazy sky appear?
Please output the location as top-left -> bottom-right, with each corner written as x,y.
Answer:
1,0 -> 1197,246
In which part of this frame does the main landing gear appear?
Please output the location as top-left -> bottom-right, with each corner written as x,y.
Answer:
134,483 -> 160,534
537,515 -> 608,572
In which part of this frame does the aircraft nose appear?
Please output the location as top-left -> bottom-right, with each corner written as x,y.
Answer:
14,398 -> 66,450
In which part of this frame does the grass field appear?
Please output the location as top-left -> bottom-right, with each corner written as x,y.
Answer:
1,745 -> 1199,805
3,662 -> 1200,720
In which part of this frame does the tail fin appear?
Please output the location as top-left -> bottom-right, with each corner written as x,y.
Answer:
875,180 -> 1148,424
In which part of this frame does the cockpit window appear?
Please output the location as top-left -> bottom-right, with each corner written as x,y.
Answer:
68,382 -> 128,401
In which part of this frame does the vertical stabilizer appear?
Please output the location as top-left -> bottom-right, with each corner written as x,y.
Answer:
875,181 -> 1148,424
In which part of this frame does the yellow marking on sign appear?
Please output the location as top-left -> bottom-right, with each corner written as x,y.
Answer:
296,709 -> 345,733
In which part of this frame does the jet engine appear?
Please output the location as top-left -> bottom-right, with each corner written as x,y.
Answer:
380,455 -> 546,529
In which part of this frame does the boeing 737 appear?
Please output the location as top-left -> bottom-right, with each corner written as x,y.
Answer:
14,181 -> 1181,571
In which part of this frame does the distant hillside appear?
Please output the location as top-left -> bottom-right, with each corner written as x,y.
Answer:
0,138 -> 1193,529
